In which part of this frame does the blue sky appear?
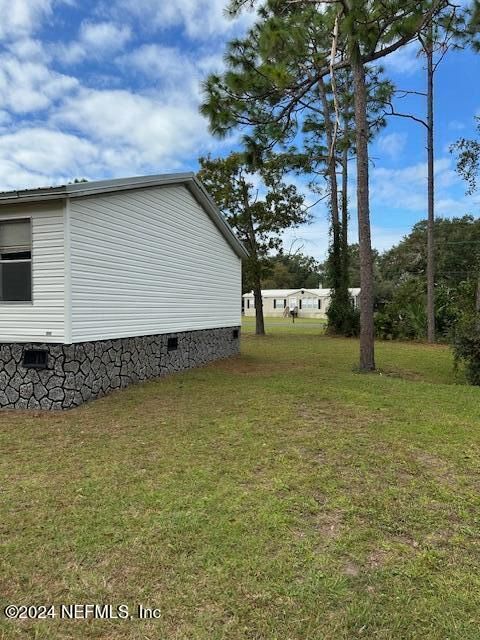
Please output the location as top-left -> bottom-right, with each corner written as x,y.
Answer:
0,0 -> 479,261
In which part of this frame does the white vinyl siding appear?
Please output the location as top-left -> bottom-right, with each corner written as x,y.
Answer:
69,185 -> 241,342
0,202 -> 65,342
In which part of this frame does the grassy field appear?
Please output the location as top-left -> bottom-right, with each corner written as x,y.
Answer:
1,320 -> 480,639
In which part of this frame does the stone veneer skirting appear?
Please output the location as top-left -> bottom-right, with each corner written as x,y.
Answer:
0,327 -> 240,410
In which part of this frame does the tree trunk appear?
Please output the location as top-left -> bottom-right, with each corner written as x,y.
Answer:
341,110 -> 350,288
243,184 -> 266,336
253,278 -> 265,335
318,77 -> 341,291
352,55 -> 375,371
426,29 -> 436,343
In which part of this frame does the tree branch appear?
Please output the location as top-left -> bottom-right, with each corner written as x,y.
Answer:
382,102 -> 428,128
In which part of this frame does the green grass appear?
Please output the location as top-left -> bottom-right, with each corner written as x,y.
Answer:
242,315 -> 327,332
1,321 -> 480,639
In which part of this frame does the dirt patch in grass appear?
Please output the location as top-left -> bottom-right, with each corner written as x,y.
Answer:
366,548 -> 391,569
212,354 -> 307,376
316,511 -> 344,540
413,450 -> 457,484
343,561 -> 361,577
294,401 -> 388,430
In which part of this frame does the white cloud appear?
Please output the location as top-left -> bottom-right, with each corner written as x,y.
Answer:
0,0 -> 56,40
0,110 -> 12,127
0,128 -> 98,184
120,45 -> 195,85
281,218 -> 406,260
58,21 -> 131,64
370,226 -> 407,252
118,44 -> 224,100
382,41 -> 423,76
448,120 -> 466,131
123,44 -> 223,78
6,38 -> 50,63
52,86 -> 216,169
371,157 -> 473,217
111,0 -> 254,41
377,132 -> 407,159
81,22 -> 131,50
0,55 -> 77,113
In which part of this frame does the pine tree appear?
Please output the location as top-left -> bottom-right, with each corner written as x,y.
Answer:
197,153 -> 308,335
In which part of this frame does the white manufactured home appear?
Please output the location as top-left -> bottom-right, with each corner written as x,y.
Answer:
243,288 -> 361,319
0,173 -> 247,410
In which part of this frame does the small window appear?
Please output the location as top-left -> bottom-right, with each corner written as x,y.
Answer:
0,219 -> 32,302
232,329 -> 239,339
23,349 -> 48,369
167,337 -> 178,351
274,298 -> 285,309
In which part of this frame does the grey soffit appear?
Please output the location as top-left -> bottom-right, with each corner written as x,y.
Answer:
0,173 -> 249,259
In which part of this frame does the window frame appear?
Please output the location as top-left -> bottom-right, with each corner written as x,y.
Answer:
0,217 -> 33,305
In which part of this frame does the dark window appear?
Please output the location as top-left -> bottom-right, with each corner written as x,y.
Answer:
232,329 -> 239,339
299,299 -> 302,310
167,337 -> 178,351
0,219 -> 32,302
318,299 -> 322,309
23,349 -> 48,369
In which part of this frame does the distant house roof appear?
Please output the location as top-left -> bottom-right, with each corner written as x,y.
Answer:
0,173 -> 249,260
243,288 -> 361,298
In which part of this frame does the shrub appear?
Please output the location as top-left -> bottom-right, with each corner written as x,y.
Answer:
374,279 -> 427,340
451,310 -> 480,385
375,300 -> 427,340
327,293 -> 360,337
374,278 -> 477,342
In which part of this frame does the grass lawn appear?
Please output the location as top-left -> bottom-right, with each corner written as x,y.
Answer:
242,316 -> 328,331
1,321 -> 480,639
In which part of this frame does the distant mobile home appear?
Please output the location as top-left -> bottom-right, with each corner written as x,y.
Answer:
0,173 -> 247,410
243,288 -> 361,318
